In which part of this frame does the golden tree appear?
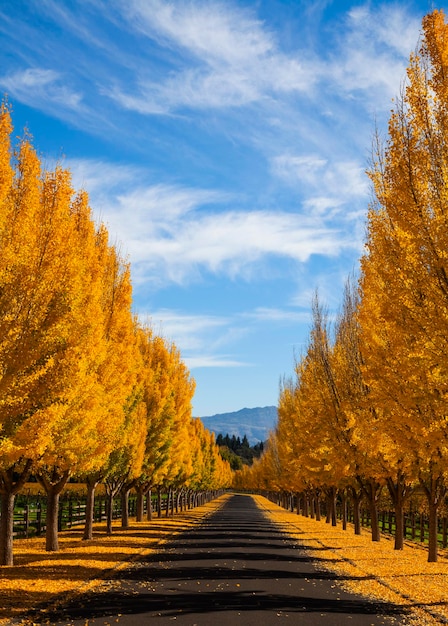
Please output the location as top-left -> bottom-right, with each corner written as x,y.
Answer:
359,9 -> 448,561
0,108 -> 107,562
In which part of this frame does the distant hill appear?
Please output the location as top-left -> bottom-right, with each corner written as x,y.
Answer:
200,406 -> 278,444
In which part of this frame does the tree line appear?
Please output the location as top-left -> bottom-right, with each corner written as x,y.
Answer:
216,433 -> 264,469
0,103 -> 232,566
235,9 -> 448,563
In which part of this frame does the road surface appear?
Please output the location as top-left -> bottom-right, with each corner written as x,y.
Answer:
27,494 -> 406,625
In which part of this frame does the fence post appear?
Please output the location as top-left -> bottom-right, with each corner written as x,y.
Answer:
68,498 -> 73,528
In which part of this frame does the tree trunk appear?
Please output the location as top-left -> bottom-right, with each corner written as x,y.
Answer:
37,468 -> 70,552
303,492 -> 309,517
157,488 -> 162,518
106,492 -> 114,535
341,490 -> 348,531
0,491 -> 15,566
361,478 -> 382,542
350,486 -> 363,535
314,489 -> 321,521
135,486 -> 145,522
45,488 -> 61,552
325,487 -> 337,526
386,474 -> 412,551
121,488 -> 130,528
82,478 -> 98,541
420,473 -> 446,563
147,488 -> 153,521
428,501 -> 438,563
296,492 -> 301,515
0,461 -> 33,565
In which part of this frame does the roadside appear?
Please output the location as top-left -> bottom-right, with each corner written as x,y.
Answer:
256,495 -> 448,626
0,494 -> 230,624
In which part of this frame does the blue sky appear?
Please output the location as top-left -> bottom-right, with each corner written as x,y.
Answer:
0,0 -> 437,417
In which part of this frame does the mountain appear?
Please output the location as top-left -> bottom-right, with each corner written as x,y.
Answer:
200,406 -> 278,444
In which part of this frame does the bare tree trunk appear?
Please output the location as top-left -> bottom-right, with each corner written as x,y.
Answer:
361,478 -> 382,542
387,474 -> 413,551
324,487 -> 337,526
37,468 -> 70,552
296,492 -> 301,515
0,491 -> 15,566
157,487 -> 162,518
0,462 -> 32,565
83,474 -> 100,540
420,473 -> 446,563
45,488 -> 61,552
135,486 -> 145,522
341,489 -> 348,531
314,489 -> 321,521
121,488 -> 130,528
104,478 -> 123,535
146,488 -> 153,521
350,486 -> 363,535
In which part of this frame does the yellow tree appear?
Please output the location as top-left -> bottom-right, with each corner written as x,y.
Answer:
0,108 -> 105,562
34,185 -> 109,551
133,332 -> 188,519
81,241 -> 142,539
160,350 -> 196,515
359,9 -> 448,561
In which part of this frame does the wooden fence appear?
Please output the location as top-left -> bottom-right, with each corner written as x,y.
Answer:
12,494 -> 164,539
267,491 -> 448,549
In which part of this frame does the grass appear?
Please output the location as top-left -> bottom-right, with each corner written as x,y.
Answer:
0,494 -> 230,624
255,494 -> 448,626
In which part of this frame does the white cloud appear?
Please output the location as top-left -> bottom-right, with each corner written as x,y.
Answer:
330,4 -> 421,102
272,154 -> 328,187
129,0 -> 273,64
69,158 -> 356,286
143,309 -> 229,351
271,153 -> 368,222
242,307 -> 310,323
184,355 -> 249,369
0,68 -> 82,111
139,308 -> 251,369
110,0 -> 318,112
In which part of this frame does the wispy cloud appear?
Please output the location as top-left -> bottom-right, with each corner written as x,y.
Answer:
242,307 -> 310,324
185,355 -> 249,369
141,308 -> 250,369
0,68 -> 82,111
109,0 -> 319,113
143,309 -> 229,351
271,153 -> 368,228
329,4 -> 421,103
69,158 -> 356,286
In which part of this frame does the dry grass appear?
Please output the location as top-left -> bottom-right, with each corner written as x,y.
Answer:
0,494 -> 230,624
255,494 -> 448,626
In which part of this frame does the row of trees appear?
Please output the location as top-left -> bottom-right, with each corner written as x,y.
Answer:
0,103 -> 232,566
237,9 -> 448,563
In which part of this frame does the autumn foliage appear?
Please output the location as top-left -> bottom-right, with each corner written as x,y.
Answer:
0,103 -> 232,566
236,9 -> 448,564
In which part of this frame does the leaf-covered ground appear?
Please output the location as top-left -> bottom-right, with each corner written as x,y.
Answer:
0,495 -> 230,624
256,495 -> 448,626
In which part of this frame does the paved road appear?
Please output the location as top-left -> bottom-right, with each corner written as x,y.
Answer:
31,494 -> 406,625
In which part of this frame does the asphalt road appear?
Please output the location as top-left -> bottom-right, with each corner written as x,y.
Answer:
29,494 -> 407,625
